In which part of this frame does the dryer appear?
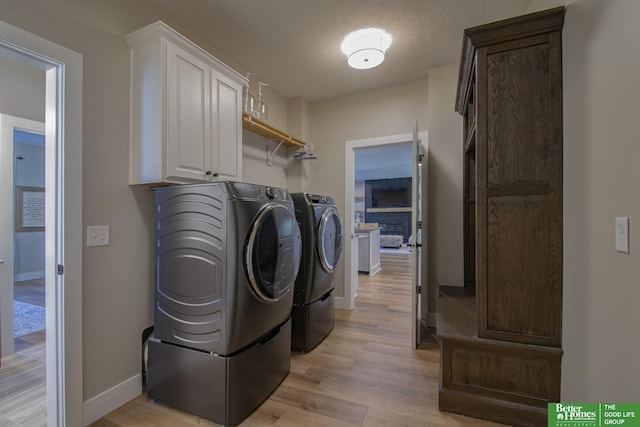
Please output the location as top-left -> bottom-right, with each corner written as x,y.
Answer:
148,182 -> 301,426
291,193 -> 343,352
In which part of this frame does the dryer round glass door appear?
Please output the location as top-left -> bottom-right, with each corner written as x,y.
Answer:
245,203 -> 301,302
317,206 -> 343,272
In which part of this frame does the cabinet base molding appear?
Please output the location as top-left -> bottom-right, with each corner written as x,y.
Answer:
439,389 -> 547,427
439,335 -> 562,427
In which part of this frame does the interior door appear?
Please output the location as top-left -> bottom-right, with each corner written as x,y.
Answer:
0,115 -> 45,358
410,120 -> 423,348
0,116 -> 10,360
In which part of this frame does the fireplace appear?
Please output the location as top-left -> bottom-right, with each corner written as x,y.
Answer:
365,178 -> 412,243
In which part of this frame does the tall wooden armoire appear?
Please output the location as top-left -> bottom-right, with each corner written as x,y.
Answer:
439,7 -> 565,426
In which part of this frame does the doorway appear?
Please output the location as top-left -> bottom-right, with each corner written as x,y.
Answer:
12,124 -> 47,354
0,19 -> 83,426
343,131 -> 428,348
0,118 -> 46,425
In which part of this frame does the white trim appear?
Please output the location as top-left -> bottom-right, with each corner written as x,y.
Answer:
14,270 -> 46,282
334,296 -> 349,310
83,374 -> 142,426
124,21 -> 246,85
425,312 -> 438,328
344,132 -> 427,313
368,263 -> 382,276
0,115 -> 45,357
0,19 -> 83,427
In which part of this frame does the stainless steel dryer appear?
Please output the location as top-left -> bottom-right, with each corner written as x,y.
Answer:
291,193 -> 343,352
148,181 -> 301,426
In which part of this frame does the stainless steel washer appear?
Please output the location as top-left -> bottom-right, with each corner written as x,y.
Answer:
148,181 -> 301,425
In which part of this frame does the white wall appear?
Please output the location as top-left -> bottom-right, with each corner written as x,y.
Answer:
285,96 -> 312,193
425,63 -> 464,322
14,141 -> 46,280
0,55 -> 47,281
242,130 -> 289,189
0,55 -> 45,122
6,0 -> 636,418
305,68 -> 463,326
527,0 -> 640,402
0,0 -> 265,411
307,78 -> 429,300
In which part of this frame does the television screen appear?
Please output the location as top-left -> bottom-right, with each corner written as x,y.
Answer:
371,187 -> 407,207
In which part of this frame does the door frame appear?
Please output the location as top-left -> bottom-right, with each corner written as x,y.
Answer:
343,131 -> 427,313
0,115 -> 45,357
0,19 -> 83,426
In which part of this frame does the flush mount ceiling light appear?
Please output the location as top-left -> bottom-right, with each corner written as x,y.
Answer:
340,28 -> 392,70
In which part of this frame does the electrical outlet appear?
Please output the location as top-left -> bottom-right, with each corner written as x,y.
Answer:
87,225 -> 110,247
615,217 -> 629,254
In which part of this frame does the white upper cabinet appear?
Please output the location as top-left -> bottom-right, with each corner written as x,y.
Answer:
126,22 -> 246,185
165,43 -> 210,182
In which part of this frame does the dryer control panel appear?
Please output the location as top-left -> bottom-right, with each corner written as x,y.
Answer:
228,182 -> 290,201
305,193 -> 335,205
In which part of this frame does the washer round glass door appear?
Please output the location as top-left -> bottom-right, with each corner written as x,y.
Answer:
245,203 -> 301,302
317,206 -> 343,272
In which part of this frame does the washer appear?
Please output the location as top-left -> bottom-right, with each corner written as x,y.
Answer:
291,193 -> 343,352
148,181 -> 301,426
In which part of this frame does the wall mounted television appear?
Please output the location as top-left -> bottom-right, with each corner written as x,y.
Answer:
371,186 -> 408,207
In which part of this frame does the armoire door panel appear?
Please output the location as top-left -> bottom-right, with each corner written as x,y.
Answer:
484,196 -> 552,341
486,42 -> 553,187
475,32 -> 563,348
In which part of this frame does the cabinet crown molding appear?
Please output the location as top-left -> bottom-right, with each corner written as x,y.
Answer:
455,6 -> 565,113
125,21 -> 247,86
464,6 -> 565,48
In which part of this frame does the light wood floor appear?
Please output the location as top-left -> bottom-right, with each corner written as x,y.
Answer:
0,341 -> 46,426
0,279 -> 47,426
93,253 -> 504,427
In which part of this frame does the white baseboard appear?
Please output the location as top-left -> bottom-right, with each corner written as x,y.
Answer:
83,374 -> 142,426
440,283 -> 464,288
368,263 -> 382,276
424,311 -> 438,328
14,270 -> 45,282
335,296 -> 355,311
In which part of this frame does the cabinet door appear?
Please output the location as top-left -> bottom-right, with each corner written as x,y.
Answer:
165,42 -> 211,182
210,71 -> 242,181
476,31 -> 563,347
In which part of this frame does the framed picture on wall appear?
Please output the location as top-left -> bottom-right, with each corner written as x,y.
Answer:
15,186 -> 45,232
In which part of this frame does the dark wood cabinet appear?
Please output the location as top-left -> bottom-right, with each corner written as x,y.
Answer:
439,7 -> 565,426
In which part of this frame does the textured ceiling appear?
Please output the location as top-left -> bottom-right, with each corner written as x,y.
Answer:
150,0 -> 529,101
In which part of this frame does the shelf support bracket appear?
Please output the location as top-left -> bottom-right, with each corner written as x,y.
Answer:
267,138 -> 285,166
